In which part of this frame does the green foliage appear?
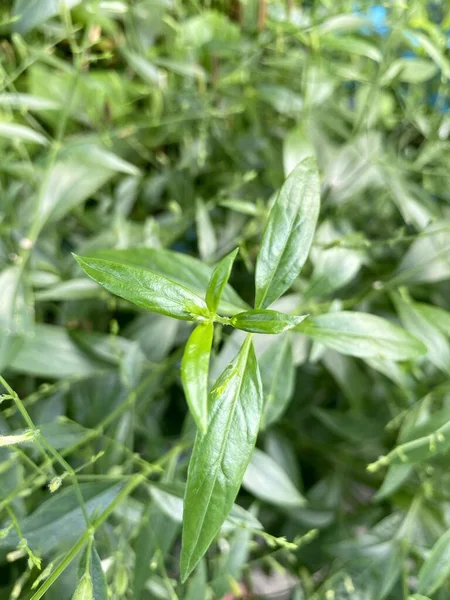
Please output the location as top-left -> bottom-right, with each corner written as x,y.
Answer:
1,0 -> 450,598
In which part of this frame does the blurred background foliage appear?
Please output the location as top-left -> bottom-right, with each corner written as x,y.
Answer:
0,0 -> 450,598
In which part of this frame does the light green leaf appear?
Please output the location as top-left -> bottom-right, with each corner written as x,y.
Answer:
0,122 -> 48,145
417,528 -> 450,596
322,35 -> 382,62
403,30 -> 450,79
243,448 -> 305,508
72,574 -> 93,600
196,199 -> 217,261
181,323 -> 214,432
392,292 -> 450,375
184,561 -> 207,600
37,141 -> 138,227
89,548 -> 108,600
390,220 -> 450,285
88,248 -> 248,316
0,266 -> 34,372
416,303 -> 450,337
306,221 -> 363,298
35,279 -> 100,302
255,158 -> 320,309
149,485 -> 262,532
9,324 -> 108,379
231,310 -> 308,335
260,334 -> 295,428
283,125 -> 315,177
374,464 -> 412,501
181,335 -> 262,581
13,0 -> 82,34
299,311 -> 426,361
0,93 -> 60,111
206,248 -> 239,314
74,255 -> 211,322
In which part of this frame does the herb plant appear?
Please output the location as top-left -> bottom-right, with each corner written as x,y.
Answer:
1,1 -> 450,599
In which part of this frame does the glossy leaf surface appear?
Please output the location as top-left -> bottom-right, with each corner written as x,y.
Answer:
181,336 -> 262,581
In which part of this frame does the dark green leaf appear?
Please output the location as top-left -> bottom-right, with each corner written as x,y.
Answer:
0,483 -> 123,558
181,323 -> 214,432
74,255 -> 211,322
231,310 -> 308,334
255,158 -> 320,309
181,335 -> 262,581
88,248 -> 248,316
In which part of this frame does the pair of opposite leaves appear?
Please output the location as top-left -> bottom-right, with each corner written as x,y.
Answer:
74,158 -> 320,581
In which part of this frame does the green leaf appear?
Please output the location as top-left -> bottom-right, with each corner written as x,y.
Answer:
283,125 -> 315,177
72,574 -> 93,600
305,221 -> 363,298
416,303 -> 450,337
0,93 -> 60,111
417,528 -> 450,596
206,248 -> 239,315
181,335 -> 262,581
0,482 -> 123,557
0,266 -> 34,372
181,323 -> 214,432
36,141 -> 139,228
390,220 -> 450,285
148,484 -> 263,532
0,122 -> 48,145
9,324 -> 108,379
88,248 -> 248,316
196,199 -> 217,260
89,548 -> 108,600
184,561 -> 207,600
74,255 -> 210,322
299,311 -> 427,360
242,448 -> 305,508
12,0 -> 82,34
392,292 -> 450,375
260,334 -> 295,428
231,310 -> 308,335
255,158 -> 320,309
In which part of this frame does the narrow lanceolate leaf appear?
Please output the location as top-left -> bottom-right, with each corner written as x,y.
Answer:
181,336 -> 262,581
181,323 -> 214,432
392,292 -> 450,375
231,310 -> 308,335
298,312 -> 426,361
74,255 -> 210,322
255,158 -> 320,309
72,574 -> 93,600
260,335 -> 295,428
243,448 -> 305,508
417,528 -> 450,596
206,248 -> 239,314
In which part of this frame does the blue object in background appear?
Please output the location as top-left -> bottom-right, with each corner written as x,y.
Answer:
428,92 -> 450,114
367,5 -> 389,36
